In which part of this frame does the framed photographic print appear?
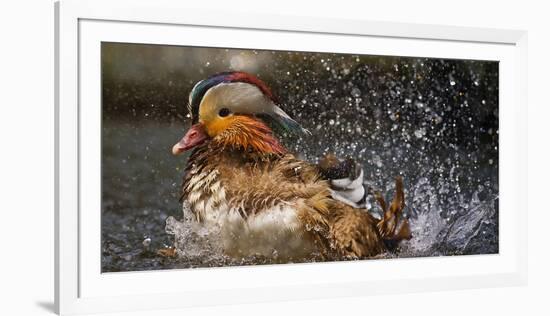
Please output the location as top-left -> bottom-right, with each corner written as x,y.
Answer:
55,0 -> 527,314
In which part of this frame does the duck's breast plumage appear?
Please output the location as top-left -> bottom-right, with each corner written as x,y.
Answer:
182,149 -> 324,259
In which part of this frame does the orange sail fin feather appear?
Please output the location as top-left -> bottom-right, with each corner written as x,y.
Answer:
375,177 -> 412,242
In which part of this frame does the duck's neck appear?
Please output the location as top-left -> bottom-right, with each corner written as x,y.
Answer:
213,116 -> 287,155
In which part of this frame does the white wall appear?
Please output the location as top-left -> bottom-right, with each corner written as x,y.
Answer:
0,0 -> 547,315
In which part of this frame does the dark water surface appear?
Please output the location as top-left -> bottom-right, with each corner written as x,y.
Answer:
101,44 -> 498,272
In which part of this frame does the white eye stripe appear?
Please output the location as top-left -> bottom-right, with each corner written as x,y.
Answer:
200,82 -> 273,116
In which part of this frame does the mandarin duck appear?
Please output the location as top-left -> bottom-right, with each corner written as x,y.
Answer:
170,71 -> 411,260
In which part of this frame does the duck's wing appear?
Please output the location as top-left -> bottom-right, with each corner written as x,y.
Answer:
267,155 -> 387,258
218,153 -> 331,219
317,156 -> 411,256
328,201 -> 386,257
326,177 -> 411,258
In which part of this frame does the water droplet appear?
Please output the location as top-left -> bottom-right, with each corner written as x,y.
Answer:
414,128 -> 426,138
142,237 -> 151,248
351,87 -> 361,97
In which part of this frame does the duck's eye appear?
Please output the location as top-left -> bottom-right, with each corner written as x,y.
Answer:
218,108 -> 231,117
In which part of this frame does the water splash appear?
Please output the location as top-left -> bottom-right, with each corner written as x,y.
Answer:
164,179 -> 498,266
400,182 -> 498,257
164,203 -> 230,265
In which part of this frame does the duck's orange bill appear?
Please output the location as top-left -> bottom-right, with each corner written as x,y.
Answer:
172,123 -> 208,155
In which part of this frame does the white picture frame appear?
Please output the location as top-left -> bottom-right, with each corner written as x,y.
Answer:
55,0 -> 527,314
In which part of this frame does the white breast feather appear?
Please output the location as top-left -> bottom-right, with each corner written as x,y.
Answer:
188,169 -> 317,258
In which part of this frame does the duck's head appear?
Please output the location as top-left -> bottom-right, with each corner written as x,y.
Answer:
172,71 -> 308,155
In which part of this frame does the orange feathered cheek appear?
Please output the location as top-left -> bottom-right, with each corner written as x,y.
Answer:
202,115 -> 250,138
203,116 -> 238,137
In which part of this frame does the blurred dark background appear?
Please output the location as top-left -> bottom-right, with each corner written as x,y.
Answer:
101,42 -> 498,272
